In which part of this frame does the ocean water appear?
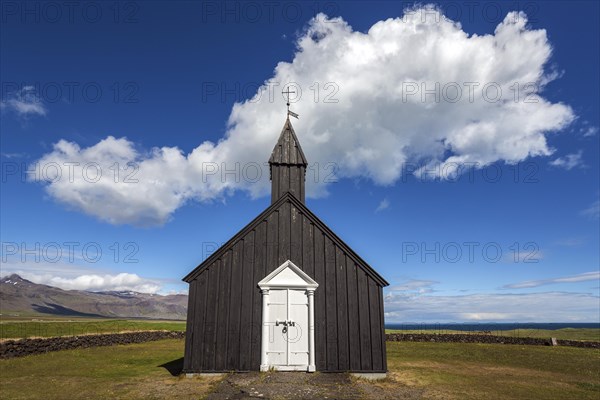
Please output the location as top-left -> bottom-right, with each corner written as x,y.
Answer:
385,323 -> 600,331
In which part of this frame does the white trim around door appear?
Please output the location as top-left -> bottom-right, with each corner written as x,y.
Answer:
258,260 -> 318,372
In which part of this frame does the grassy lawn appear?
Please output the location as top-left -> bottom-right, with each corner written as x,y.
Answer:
385,328 -> 600,342
1,339 -> 598,399
380,341 -> 600,399
0,338 -> 219,400
0,318 -> 186,340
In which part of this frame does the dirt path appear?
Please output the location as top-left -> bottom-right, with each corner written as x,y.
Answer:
205,371 -> 424,400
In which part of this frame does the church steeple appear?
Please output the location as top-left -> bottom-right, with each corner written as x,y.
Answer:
269,116 -> 308,203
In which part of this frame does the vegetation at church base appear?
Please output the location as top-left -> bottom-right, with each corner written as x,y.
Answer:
0,317 -> 186,340
1,339 -> 598,399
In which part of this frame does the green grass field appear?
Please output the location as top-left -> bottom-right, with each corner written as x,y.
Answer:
0,338 -> 217,399
0,317 -> 186,340
385,328 -> 600,342
3,315 -> 598,343
1,339 -> 598,399
382,341 -> 600,399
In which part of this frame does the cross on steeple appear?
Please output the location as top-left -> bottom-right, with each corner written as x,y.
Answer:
282,86 -> 299,119
282,87 -> 294,110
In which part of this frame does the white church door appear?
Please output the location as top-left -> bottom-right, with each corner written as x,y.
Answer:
258,260 -> 318,372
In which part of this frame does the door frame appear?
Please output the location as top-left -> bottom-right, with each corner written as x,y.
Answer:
258,260 -> 318,372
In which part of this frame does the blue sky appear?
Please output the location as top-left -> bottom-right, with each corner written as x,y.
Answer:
1,1 -> 598,323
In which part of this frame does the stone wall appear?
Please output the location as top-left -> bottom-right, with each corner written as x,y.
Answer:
2,331 -> 597,359
0,330 -> 185,359
386,333 -> 600,348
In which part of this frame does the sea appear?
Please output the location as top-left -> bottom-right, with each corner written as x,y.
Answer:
385,323 -> 600,331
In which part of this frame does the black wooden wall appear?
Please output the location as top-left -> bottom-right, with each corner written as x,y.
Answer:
183,196 -> 387,372
270,164 -> 306,204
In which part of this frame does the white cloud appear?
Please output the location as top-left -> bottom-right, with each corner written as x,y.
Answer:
582,126 -> 598,137
549,150 -> 584,170
46,273 -> 161,293
502,271 -> 600,289
553,237 -> 586,247
581,199 -> 600,220
3,270 -> 161,293
30,136 -> 195,226
1,152 -> 27,159
384,290 -> 600,323
389,279 -> 438,291
1,259 -> 170,294
33,7 -> 574,225
1,86 -> 47,117
375,197 -> 390,212
503,249 -> 543,263
388,279 -> 438,295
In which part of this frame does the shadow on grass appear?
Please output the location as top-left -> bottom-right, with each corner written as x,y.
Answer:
32,303 -> 105,318
160,357 -> 184,376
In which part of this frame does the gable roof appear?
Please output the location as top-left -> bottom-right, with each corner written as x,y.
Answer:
183,192 -> 389,287
268,118 -> 308,166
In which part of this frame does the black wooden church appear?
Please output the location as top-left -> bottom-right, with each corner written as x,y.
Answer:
183,116 -> 389,373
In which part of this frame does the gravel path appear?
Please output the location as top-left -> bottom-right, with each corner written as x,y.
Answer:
205,371 -> 424,400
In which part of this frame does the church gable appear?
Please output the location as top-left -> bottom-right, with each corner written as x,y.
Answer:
183,192 -> 388,287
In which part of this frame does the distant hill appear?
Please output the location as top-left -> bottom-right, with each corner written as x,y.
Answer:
0,274 -> 187,320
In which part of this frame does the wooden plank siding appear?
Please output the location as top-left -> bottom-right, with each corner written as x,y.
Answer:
250,222 -> 266,368
313,226 -> 327,370
335,247 -> 349,371
239,232 -> 255,370
214,251 -> 231,370
182,196 -> 387,373
183,279 -> 196,367
324,235 -> 338,371
202,264 -> 220,369
346,258 -> 361,371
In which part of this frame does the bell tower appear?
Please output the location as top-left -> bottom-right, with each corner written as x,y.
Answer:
268,116 -> 308,203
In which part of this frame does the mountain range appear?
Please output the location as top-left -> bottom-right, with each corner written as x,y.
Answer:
0,274 -> 187,320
